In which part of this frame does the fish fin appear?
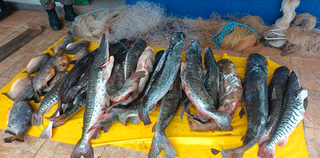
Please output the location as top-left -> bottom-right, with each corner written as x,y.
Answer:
33,93 -> 41,103
303,112 -> 313,123
44,107 -> 51,114
276,137 -> 288,147
102,125 -> 111,133
211,148 -> 220,155
240,135 -> 245,142
129,116 -> 141,124
3,132 -> 24,143
179,99 -> 192,122
148,132 -> 177,158
297,89 -> 308,100
31,113 -> 43,127
119,117 -> 128,126
208,111 -> 233,131
258,129 -> 271,146
61,103 -> 69,113
239,108 -> 246,119
70,139 -> 94,158
138,106 -> 152,126
258,142 -> 275,158
91,128 -> 101,139
152,122 -> 157,133
1,93 -> 12,100
39,121 -> 53,139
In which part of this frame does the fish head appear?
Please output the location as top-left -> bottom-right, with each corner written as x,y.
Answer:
218,59 -> 236,74
246,53 -> 267,68
185,39 -> 201,62
171,32 -> 186,44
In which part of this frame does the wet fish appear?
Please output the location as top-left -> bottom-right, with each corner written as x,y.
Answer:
136,46 -> 155,93
110,38 -> 129,63
138,33 -> 184,126
71,34 -> 114,158
4,101 -> 33,143
148,75 -> 181,158
31,75 -> 65,126
258,71 -> 312,158
212,53 -> 268,157
52,31 -> 74,54
258,66 -> 290,145
180,40 -> 232,131
32,64 -> 55,95
106,64 -> 124,93
53,54 -> 69,72
65,40 -> 89,54
106,71 -> 145,102
44,71 -> 68,93
24,53 -> 51,76
124,39 -> 147,80
62,48 -> 89,66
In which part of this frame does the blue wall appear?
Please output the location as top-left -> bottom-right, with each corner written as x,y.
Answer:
126,0 -> 320,27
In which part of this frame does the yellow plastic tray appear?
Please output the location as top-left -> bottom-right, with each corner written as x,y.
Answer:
0,37 -> 309,158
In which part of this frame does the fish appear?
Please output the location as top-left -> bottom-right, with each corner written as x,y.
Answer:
110,38 -> 129,63
135,46 -> 155,93
2,75 -> 38,102
106,64 -> 125,93
212,53 -> 268,157
258,71 -> 312,158
62,48 -> 89,65
187,58 -> 242,131
148,75 -> 182,158
180,40 -> 232,131
138,32 -> 185,126
65,40 -> 89,54
106,71 -> 145,102
32,64 -> 55,96
43,71 -> 68,93
24,53 -> 51,76
203,47 -> 220,108
124,39 -> 147,80
4,101 -> 33,143
71,34 -> 114,158
52,31 -> 74,54
31,75 -> 65,126
258,66 -> 290,145
52,54 -> 69,72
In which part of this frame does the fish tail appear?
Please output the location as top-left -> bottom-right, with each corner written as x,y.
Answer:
138,106 -> 152,126
31,112 -> 43,126
87,112 -> 117,134
258,142 -> 275,158
129,115 -> 140,124
258,128 -> 271,146
2,92 -> 12,100
209,111 -> 233,131
39,121 -> 53,139
148,132 -> 177,158
70,139 -> 94,158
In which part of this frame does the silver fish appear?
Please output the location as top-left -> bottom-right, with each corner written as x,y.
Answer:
24,53 -> 51,76
65,40 -> 89,55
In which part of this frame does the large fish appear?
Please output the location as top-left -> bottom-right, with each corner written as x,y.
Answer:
51,31 -> 74,54
4,101 -> 33,143
71,34 -> 114,158
180,40 -> 232,131
258,66 -> 290,145
258,71 -> 312,158
24,53 -> 51,76
148,75 -> 182,158
31,75 -> 65,126
124,39 -> 147,80
65,40 -> 89,54
212,53 -> 268,157
32,64 -> 55,95
138,32 -> 185,126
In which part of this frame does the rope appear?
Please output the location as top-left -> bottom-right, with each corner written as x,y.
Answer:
65,8 -> 110,39
210,22 -> 257,49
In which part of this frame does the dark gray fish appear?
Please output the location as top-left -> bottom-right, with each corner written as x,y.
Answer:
24,53 -> 51,76
65,40 -> 89,54
212,53 -> 268,157
258,71 -> 312,158
124,39 -> 147,80
71,34 -> 114,158
32,64 -> 55,95
148,75 -> 182,158
62,48 -> 89,66
138,32 -> 185,126
43,71 -> 68,93
31,75 -> 65,126
52,31 -> 74,54
4,101 -> 33,143
258,66 -> 290,145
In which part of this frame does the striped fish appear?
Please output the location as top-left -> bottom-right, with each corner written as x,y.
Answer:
258,71 -> 312,158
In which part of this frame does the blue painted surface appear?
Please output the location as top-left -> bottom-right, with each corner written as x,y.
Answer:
126,0 -> 320,27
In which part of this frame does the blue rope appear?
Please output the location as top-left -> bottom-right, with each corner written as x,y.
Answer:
66,8 -> 110,39
210,22 -> 257,49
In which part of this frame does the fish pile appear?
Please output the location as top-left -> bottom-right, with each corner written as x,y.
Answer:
2,30 -> 312,158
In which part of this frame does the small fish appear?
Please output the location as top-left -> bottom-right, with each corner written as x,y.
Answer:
32,64 -> 55,96
24,53 -> 51,76
4,101 -> 33,143
148,75 -> 181,158
31,75 -> 64,126
258,66 -> 290,145
258,71 -> 312,158
124,39 -> 147,80
212,53 -> 268,157
62,48 -> 89,65
138,32 -> 185,126
52,31 -> 74,54
65,40 -> 89,54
